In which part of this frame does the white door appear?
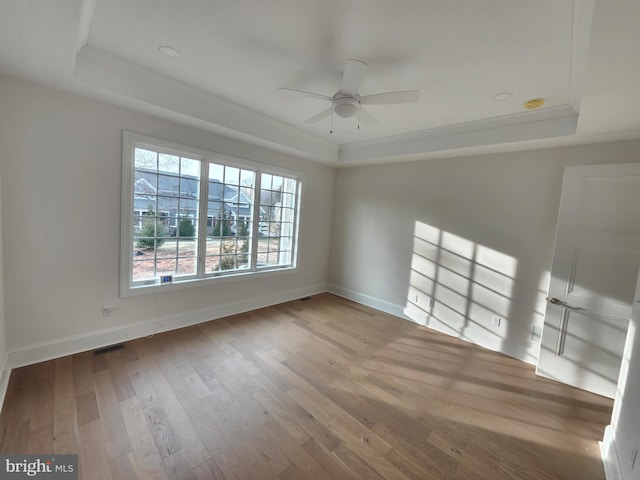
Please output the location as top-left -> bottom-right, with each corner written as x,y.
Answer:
537,163 -> 640,398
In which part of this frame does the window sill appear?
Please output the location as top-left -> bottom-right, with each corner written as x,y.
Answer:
120,265 -> 298,298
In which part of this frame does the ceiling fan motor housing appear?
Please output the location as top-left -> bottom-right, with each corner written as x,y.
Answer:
333,95 -> 360,118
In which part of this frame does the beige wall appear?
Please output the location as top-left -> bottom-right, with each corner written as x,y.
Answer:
0,158 -> 7,399
329,140 -> 640,363
0,75 -> 335,362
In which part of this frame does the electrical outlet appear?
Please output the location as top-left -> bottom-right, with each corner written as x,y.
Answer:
492,316 -> 502,327
530,325 -> 542,343
428,298 -> 435,307
102,306 -> 117,317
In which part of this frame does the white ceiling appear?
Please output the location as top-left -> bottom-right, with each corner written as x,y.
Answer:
1,0 -> 640,165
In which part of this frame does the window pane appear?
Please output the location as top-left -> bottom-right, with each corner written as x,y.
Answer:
258,174 -> 298,269
209,181 -> 223,201
209,163 -> 224,182
131,145 -> 201,285
156,239 -> 177,259
224,166 -> 240,186
240,169 -> 255,188
158,153 -> 179,174
176,217 -> 197,238
135,149 -> 157,171
134,173 -> 157,194
205,256 -> 220,273
156,258 -> 177,277
132,259 -> 156,281
177,257 -> 197,276
261,173 -> 273,190
219,239 -> 236,271
126,135 -> 299,290
181,157 -> 200,177
178,239 -> 196,256
180,177 -> 199,199
271,175 -> 283,191
156,195 -> 179,212
158,174 -> 179,196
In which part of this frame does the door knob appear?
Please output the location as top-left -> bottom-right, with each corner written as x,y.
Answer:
549,297 -> 566,306
547,297 -> 584,311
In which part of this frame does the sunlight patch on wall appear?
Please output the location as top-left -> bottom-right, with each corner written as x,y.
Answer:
404,221 -> 518,353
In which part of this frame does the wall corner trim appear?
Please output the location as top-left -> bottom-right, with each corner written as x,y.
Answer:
600,425 -> 624,480
0,353 -> 10,412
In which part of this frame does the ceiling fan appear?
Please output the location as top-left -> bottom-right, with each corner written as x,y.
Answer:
279,59 -> 420,131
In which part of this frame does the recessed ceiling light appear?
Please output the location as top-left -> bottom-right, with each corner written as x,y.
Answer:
492,92 -> 513,101
159,46 -> 181,58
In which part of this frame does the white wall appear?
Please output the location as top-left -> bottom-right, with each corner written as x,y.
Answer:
0,74 -> 335,365
602,273 -> 640,480
0,159 -> 8,403
329,140 -> 640,364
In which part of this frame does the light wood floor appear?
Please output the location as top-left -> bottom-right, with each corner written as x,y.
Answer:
0,293 -> 613,479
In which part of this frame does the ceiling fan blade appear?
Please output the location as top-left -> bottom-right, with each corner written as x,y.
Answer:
359,108 -> 378,127
278,88 -> 332,102
360,90 -> 420,105
304,108 -> 333,124
341,59 -> 367,96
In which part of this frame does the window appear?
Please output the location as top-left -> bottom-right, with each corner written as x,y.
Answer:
121,132 -> 301,295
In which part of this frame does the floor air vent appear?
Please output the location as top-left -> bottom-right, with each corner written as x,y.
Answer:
93,343 -> 125,356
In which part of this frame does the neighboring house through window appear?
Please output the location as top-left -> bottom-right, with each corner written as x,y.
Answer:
121,132 -> 301,295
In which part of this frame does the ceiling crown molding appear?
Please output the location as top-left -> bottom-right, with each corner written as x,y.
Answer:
339,105 -> 578,165
75,46 -> 339,164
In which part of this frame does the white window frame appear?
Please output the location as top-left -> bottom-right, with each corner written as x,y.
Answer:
121,131 -> 302,297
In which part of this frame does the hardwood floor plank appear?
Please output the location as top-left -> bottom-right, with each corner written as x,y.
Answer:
128,369 -> 180,460
252,388 -> 311,444
302,437 -> 358,480
109,454 -> 139,480
53,356 -> 78,454
189,414 -> 243,480
0,419 -> 30,453
332,442 -> 387,480
131,340 -> 216,475
0,293 -> 612,480
77,419 -> 113,480
384,448 -> 440,480
93,369 -> 131,461
120,396 -> 169,480
26,423 -> 53,454
261,418 -> 331,479
72,352 -> 94,397
106,350 -> 136,402
163,448 -> 224,480
75,391 -> 100,426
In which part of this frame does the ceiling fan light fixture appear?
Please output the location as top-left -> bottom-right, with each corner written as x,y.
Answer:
333,97 -> 360,118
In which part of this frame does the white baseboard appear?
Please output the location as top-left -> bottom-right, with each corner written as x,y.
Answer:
328,284 -> 408,319
0,352 -> 10,410
601,425 -> 624,480
327,283 -> 535,365
8,283 -> 327,369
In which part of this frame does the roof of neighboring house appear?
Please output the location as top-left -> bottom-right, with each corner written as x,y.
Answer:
133,169 -> 264,217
